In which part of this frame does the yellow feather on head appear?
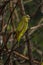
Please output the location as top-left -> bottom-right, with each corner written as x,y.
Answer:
23,15 -> 30,22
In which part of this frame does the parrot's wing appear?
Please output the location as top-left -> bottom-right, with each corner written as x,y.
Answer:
17,22 -> 28,42
16,20 -> 24,32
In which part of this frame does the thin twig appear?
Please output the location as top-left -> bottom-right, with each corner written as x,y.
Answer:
29,23 -> 43,36
13,50 -> 40,64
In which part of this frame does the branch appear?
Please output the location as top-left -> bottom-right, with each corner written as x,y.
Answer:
29,23 -> 43,36
18,0 -> 25,15
13,51 -> 40,64
14,9 -> 20,22
0,0 -> 10,14
24,0 -> 32,4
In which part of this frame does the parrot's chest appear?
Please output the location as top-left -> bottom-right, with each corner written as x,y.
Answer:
17,23 -> 28,41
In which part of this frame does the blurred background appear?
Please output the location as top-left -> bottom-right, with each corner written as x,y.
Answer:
0,0 -> 43,65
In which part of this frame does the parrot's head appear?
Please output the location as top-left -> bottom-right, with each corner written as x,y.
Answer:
24,15 -> 30,22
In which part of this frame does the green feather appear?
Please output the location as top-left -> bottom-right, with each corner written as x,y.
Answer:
16,15 -> 30,42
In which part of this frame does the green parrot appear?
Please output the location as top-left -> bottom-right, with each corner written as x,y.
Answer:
15,15 -> 30,63
16,15 -> 30,42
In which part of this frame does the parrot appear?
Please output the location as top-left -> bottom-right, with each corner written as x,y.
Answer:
14,15 -> 30,63
16,15 -> 30,42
